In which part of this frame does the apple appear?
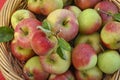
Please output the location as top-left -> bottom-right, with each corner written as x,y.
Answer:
46,9 -> 79,41
39,47 -> 71,74
74,32 -> 102,54
10,39 -> 35,62
64,5 -> 81,18
95,0 -> 119,24
14,18 -> 41,49
11,9 -> 36,29
27,0 -> 63,15
98,50 -> 120,74
49,70 -> 75,80
72,43 -> 97,71
78,8 -> 102,34
62,0 -> 73,7
75,66 -> 103,80
23,56 -> 49,80
74,0 -> 101,10
30,30 -> 57,56
100,21 -> 120,49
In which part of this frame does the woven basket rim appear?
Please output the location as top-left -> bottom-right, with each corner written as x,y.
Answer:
0,0 -> 120,80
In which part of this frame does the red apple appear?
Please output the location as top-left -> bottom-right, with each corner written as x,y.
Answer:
74,0 -> 101,10
46,9 -> 79,41
23,56 -> 49,80
14,18 -> 41,49
30,30 -> 57,56
49,70 -> 75,80
78,9 -> 102,34
95,0 -> 119,24
100,21 -> 120,49
72,43 -> 97,71
75,66 -> 103,80
27,0 -> 63,15
10,39 -> 35,62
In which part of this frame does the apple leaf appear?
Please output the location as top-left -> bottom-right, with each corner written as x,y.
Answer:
57,47 -> 66,60
58,38 -> 71,51
42,19 -> 51,30
113,13 -> 120,22
0,26 -> 14,42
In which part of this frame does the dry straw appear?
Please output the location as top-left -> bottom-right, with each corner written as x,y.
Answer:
0,0 -> 120,80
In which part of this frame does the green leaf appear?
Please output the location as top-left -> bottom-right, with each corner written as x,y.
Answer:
113,13 -> 120,22
57,47 -> 66,60
58,38 -> 71,51
42,19 -> 51,30
0,26 -> 14,42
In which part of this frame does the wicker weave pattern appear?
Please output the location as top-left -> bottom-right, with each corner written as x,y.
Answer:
0,0 -> 120,80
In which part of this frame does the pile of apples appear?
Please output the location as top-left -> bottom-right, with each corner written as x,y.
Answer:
9,0 -> 120,80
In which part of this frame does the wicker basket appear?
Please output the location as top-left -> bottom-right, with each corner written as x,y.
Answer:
0,0 -> 120,80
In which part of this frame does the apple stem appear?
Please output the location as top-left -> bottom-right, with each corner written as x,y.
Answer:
63,19 -> 69,25
97,8 -> 113,16
54,29 -> 62,40
20,28 -> 28,35
99,44 -> 105,52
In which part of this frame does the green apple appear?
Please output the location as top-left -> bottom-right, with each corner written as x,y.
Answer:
27,0 -> 63,15
74,32 -> 102,54
40,49 -> 71,74
100,21 -> 120,49
65,5 -> 81,18
75,66 -> 103,80
11,9 -> 36,29
78,8 -> 102,34
98,50 -> 120,74
23,56 -> 49,80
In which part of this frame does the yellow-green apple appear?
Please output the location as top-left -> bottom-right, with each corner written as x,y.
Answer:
46,9 -> 79,41
11,9 -> 36,29
78,9 -> 102,34
14,18 -> 41,49
30,30 -> 57,56
64,5 -> 81,18
98,50 -> 120,74
39,45 -> 72,74
74,32 -> 102,54
74,0 -> 101,10
95,1 -> 119,24
10,39 -> 35,62
23,56 -> 49,80
75,66 -> 103,80
27,0 -> 63,15
49,70 -> 75,80
100,21 -> 120,49
72,43 -> 97,71
62,0 -> 73,6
